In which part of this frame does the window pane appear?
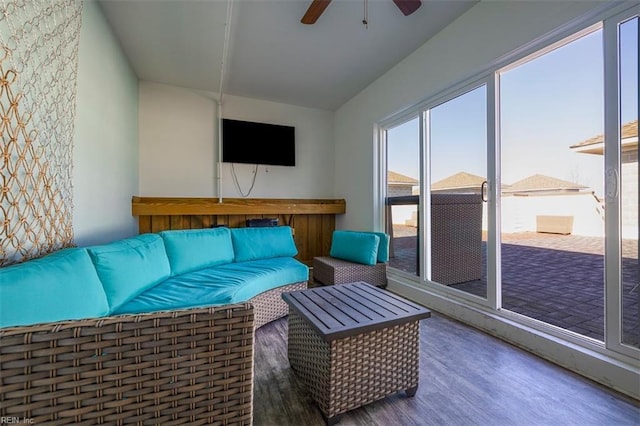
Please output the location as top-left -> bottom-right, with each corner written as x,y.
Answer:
500,29 -> 605,341
429,85 -> 487,297
386,117 -> 420,276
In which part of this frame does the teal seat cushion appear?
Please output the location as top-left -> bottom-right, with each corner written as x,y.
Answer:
231,226 -> 298,262
114,257 -> 308,315
88,234 -> 171,312
330,230 -> 380,266
223,258 -> 308,302
160,227 -> 234,276
0,248 -> 110,327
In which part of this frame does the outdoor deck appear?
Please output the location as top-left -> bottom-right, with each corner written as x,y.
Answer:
389,227 -> 639,346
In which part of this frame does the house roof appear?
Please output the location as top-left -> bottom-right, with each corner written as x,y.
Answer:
570,120 -> 638,154
431,171 -> 485,191
506,174 -> 587,193
388,171 -> 419,185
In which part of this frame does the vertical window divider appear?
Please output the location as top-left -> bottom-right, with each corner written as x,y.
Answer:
421,109 -> 431,282
487,74 -> 501,310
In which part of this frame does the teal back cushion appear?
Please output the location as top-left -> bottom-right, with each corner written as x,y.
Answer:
370,232 -> 390,263
160,227 -> 234,276
330,231 -> 380,266
0,248 -> 110,328
88,234 -> 171,312
231,226 -> 298,262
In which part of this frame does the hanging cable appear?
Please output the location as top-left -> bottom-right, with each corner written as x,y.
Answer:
217,0 -> 234,202
231,163 -> 259,198
218,0 -> 234,102
362,0 -> 368,28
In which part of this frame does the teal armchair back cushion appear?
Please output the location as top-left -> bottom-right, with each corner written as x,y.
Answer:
0,248 -> 110,327
88,234 -> 171,312
343,230 -> 390,263
160,227 -> 234,276
372,232 -> 390,263
330,231 -> 380,266
231,226 -> 298,262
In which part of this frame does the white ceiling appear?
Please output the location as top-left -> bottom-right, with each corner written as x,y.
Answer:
99,0 -> 477,111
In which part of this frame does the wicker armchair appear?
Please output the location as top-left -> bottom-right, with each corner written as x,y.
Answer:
0,304 -> 254,425
313,231 -> 389,288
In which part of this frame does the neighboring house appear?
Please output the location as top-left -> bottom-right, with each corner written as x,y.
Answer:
387,170 -> 419,197
424,171 -> 604,236
570,120 -> 638,238
431,171 -> 486,194
502,174 -> 603,236
387,170 -> 419,226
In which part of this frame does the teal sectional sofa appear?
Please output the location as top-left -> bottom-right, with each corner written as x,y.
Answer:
0,225 -> 307,425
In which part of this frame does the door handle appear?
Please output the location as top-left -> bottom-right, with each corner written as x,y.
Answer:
605,168 -> 618,201
481,181 -> 488,202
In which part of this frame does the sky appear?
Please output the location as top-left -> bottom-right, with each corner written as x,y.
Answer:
387,18 -> 638,199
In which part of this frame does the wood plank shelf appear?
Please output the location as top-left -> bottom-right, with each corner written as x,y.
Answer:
132,197 -> 346,264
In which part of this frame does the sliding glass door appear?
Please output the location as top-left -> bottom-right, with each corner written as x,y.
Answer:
428,86 -> 488,300
381,3 -> 639,360
499,27 -> 606,341
605,12 -> 639,352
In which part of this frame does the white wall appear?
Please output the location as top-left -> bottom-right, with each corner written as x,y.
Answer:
138,82 -> 216,196
73,0 -> 139,246
334,0 -> 609,231
138,82 -> 335,199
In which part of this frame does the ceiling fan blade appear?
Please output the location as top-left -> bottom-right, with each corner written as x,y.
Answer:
301,0 -> 332,25
392,0 -> 422,16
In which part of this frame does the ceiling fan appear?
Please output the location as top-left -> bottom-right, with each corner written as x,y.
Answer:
301,0 -> 422,25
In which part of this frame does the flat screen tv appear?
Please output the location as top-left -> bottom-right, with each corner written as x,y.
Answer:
222,118 -> 295,166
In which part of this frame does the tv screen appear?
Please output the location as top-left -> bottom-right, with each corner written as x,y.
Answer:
222,119 -> 295,166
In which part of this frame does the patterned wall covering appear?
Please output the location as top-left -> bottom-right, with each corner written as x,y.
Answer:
0,0 -> 83,266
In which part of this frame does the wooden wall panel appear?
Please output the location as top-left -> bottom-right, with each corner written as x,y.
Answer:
132,198 -> 345,263
321,214 -> 334,256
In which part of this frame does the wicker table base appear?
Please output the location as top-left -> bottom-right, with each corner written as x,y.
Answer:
282,282 -> 430,425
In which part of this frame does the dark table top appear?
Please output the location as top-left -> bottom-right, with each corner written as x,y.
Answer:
282,281 -> 431,341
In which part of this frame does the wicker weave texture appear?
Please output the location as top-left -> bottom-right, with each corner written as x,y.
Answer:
250,281 -> 307,329
287,311 -> 420,419
313,257 -> 387,288
431,195 -> 483,285
0,304 -> 254,425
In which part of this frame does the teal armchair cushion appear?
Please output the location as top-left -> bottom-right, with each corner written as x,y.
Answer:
88,234 -> 171,312
160,227 -> 234,276
371,232 -> 390,263
0,248 -> 110,327
344,230 -> 390,263
330,231 -> 380,266
231,226 -> 298,262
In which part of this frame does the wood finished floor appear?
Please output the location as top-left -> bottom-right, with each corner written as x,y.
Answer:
253,312 -> 639,426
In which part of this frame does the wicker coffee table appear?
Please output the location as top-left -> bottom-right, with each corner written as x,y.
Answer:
282,281 -> 431,425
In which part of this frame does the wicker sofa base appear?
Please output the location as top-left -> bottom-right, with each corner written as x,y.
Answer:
287,311 -> 420,423
0,304 -> 254,425
313,256 -> 387,288
249,281 -> 307,329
